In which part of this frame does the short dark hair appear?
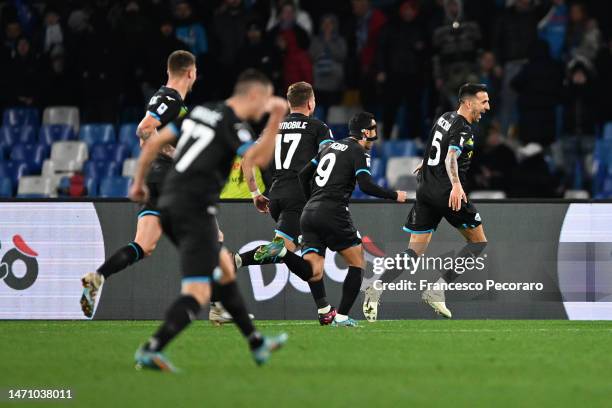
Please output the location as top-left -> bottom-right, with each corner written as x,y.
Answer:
233,69 -> 272,95
458,83 -> 487,104
287,82 -> 313,108
349,111 -> 375,136
167,50 -> 196,76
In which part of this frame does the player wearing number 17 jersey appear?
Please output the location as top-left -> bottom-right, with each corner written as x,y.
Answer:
237,82 -> 336,324
362,83 -> 490,321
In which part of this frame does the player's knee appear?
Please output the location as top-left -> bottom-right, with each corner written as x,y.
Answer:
181,282 -> 210,305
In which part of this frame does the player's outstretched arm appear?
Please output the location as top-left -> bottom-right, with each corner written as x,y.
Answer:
243,97 -> 287,168
129,126 -> 177,203
356,173 -> 405,201
445,149 -> 467,211
298,160 -> 317,199
241,154 -> 269,213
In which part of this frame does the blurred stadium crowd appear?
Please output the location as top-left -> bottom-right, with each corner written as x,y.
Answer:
1,0 -> 612,199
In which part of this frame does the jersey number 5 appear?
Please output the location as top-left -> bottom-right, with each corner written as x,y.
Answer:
427,131 -> 444,166
275,133 -> 302,170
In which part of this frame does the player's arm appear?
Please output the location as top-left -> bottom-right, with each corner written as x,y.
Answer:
241,148 -> 269,213
136,114 -> 161,145
298,158 -> 317,200
356,171 -> 406,202
445,148 -> 467,211
242,97 -> 287,168
129,124 -> 178,203
354,150 -> 406,202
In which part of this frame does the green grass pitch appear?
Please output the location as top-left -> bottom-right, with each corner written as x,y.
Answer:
1,320 -> 611,407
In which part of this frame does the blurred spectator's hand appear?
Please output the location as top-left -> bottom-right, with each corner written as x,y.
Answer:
376,72 -> 386,83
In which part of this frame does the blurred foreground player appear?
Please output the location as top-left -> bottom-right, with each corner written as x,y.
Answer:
236,81 -> 336,324
80,51 -> 197,317
362,83 -> 490,321
129,70 -> 288,371
257,112 -> 407,326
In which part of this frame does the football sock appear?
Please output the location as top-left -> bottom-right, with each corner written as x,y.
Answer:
309,279 -> 329,309
210,281 -> 219,304
238,248 -> 278,267
379,249 -> 418,284
97,242 -> 144,279
145,295 -> 200,352
282,251 -> 313,281
442,242 -> 487,283
217,281 -> 263,349
318,305 -> 331,314
338,266 -> 363,315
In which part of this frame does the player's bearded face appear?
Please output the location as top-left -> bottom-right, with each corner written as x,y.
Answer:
471,92 -> 490,123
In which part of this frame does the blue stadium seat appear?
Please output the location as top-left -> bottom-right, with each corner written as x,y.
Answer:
79,123 -> 116,148
89,143 -> 110,161
0,144 -> 6,160
85,176 -> 98,196
99,176 -> 130,197
107,144 -> 130,164
39,124 -> 75,146
131,143 -> 140,158
83,160 -> 120,179
381,140 -> 417,159
2,107 -> 39,127
119,123 -> 139,150
603,122 -> 612,141
370,158 -> 386,179
57,176 -> 71,197
0,177 -> 13,197
0,125 -> 37,146
10,144 -> 49,173
0,161 -> 31,185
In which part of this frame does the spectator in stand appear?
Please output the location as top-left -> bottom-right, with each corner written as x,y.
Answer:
212,0 -> 251,98
344,0 -> 387,110
376,0 -> 426,139
144,20 -> 189,94
561,57 -> 598,189
511,39 -> 563,147
270,1 -> 312,91
469,121 -> 517,193
565,2 -> 601,67
2,20 -> 22,60
595,38 -> 612,125
237,20 -> 283,92
432,0 -> 481,114
266,0 -> 313,35
494,0 -> 540,134
510,141 -> 563,198
537,0 -> 568,62
309,14 -> 347,113
41,9 -> 64,57
174,1 -> 208,58
477,50 -> 503,120
8,36 -> 40,107
41,53 -> 78,107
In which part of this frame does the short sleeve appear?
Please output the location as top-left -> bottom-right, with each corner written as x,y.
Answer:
448,124 -> 470,156
146,94 -> 181,125
353,147 -> 371,176
316,123 -> 334,151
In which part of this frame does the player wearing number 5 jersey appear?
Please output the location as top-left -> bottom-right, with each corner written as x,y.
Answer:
236,82 -> 337,324
362,83 -> 490,321
257,112 -> 407,327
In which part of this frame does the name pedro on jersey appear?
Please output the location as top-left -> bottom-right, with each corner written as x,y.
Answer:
372,280 -> 545,292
